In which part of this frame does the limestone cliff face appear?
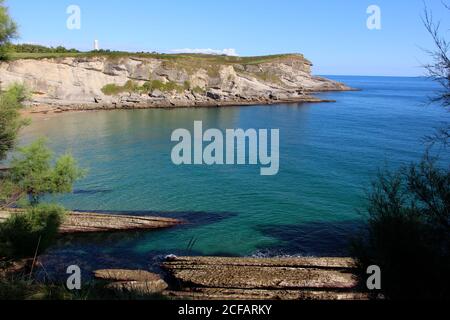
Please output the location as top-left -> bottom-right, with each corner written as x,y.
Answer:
0,54 -> 350,110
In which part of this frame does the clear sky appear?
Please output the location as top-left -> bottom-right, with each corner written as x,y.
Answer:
6,0 -> 450,76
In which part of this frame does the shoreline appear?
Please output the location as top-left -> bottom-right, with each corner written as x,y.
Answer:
20,89 -> 357,117
2,255 -> 369,300
91,256 -> 369,300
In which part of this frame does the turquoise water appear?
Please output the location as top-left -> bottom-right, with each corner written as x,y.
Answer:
20,76 -> 449,276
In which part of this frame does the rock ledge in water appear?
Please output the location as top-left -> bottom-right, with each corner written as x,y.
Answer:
162,256 -> 368,300
94,269 -> 168,296
94,269 -> 162,282
0,210 -> 182,234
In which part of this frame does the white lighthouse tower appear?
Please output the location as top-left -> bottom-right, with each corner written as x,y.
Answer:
94,40 -> 99,51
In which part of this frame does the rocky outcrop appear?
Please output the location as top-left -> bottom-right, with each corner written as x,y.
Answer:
162,256 -> 369,300
0,54 -> 352,111
59,212 -> 181,234
0,210 -> 182,234
94,269 -> 168,296
94,269 -> 162,282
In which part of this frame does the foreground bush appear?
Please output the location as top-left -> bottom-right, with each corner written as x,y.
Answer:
353,157 -> 450,299
10,139 -> 85,205
0,274 -> 167,300
0,204 -> 66,259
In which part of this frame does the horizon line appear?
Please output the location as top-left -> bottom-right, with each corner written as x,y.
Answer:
317,74 -> 427,78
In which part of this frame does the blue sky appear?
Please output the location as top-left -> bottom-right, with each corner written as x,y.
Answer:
6,0 -> 450,76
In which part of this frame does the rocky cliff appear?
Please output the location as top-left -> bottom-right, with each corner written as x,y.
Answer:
0,53 -> 351,111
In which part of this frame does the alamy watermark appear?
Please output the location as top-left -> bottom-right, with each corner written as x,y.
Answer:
367,5 -> 381,30
66,265 -> 81,290
66,5 -> 81,30
171,121 -> 279,176
367,265 -> 381,290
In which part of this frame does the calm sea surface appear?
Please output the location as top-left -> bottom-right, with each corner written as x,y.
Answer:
19,76 -> 449,276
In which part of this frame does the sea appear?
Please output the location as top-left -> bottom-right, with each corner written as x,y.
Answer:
19,76 -> 449,278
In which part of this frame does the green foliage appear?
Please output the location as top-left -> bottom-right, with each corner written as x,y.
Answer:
7,46 -> 302,66
0,43 -> 9,60
101,80 -> 188,96
53,155 -> 85,193
143,80 -> 165,92
192,86 -> 206,95
0,79 -> 84,280
140,81 -> 153,93
0,179 -> 23,209
352,156 -> 450,299
10,44 -> 80,54
0,0 -> 18,60
0,277 -> 30,300
159,80 -> 184,93
2,82 -> 29,104
101,80 -> 141,95
0,0 -> 17,43
10,139 -> 85,205
0,204 -> 66,258
100,83 -> 121,96
122,80 -> 139,92
353,5 -> 450,300
255,71 -> 282,84
0,84 -> 30,160
141,80 -> 186,93
422,4 -> 450,146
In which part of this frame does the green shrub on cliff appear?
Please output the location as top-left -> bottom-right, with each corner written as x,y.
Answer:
192,86 -> 206,95
140,80 -> 185,93
101,83 -> 121,95
101,80 -> 141,95
101,80 -> 188,96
